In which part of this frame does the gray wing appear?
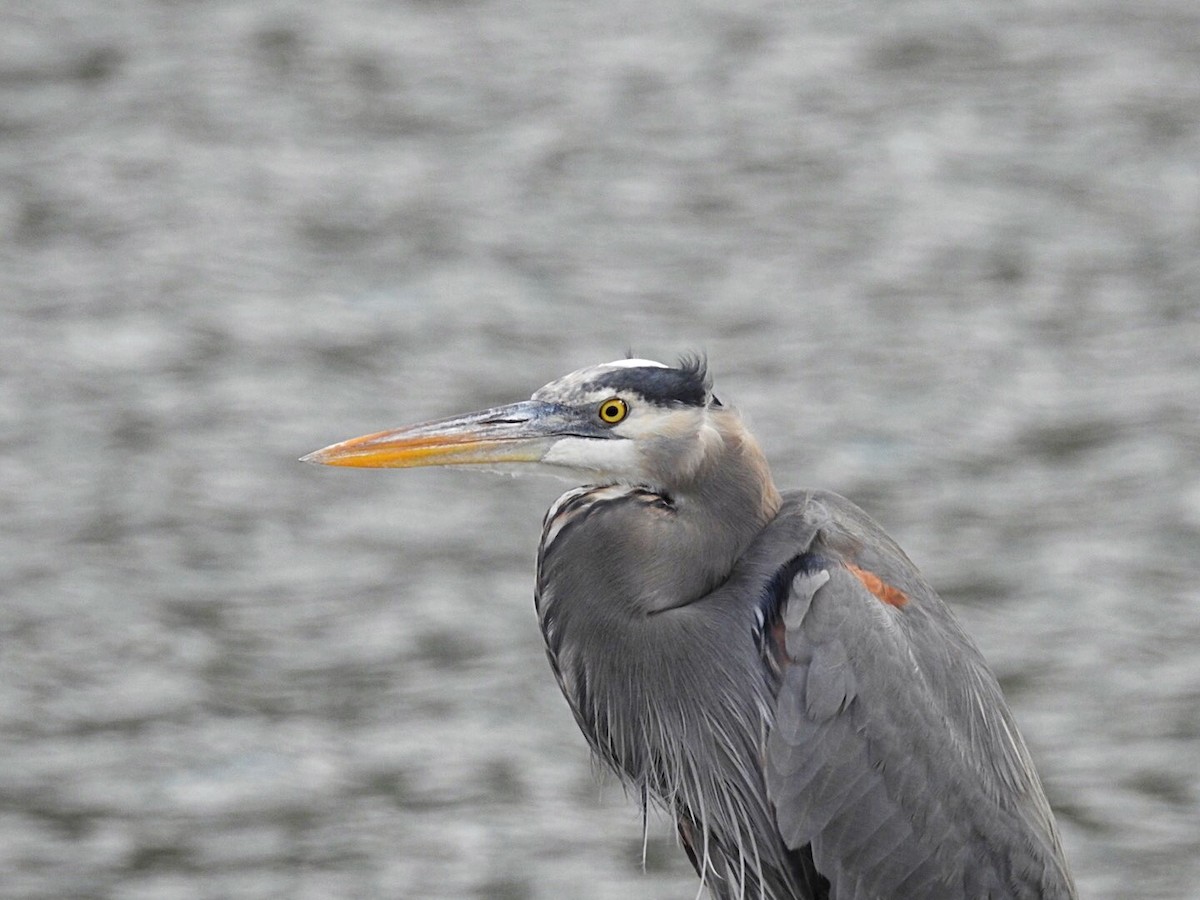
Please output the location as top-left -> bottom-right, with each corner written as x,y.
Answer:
764,490 -> 1077,900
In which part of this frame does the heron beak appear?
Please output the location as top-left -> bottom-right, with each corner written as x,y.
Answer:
301,400 -> 573,469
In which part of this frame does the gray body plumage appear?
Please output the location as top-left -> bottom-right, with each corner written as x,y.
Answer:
304,357 -> 1078,900
538,487 -> 1075,899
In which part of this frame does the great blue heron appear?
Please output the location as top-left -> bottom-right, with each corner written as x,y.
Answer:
303,356 -> 1077,899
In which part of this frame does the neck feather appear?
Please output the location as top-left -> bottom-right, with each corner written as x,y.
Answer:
665,411 -> 781,597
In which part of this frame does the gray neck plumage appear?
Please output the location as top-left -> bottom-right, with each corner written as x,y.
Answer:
534,410 -> 783,707
539,409 -> 781,620
534,413 -> 795,893
644,409 -> 782,607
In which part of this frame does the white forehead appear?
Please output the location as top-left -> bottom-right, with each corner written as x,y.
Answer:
533,358 -> 670,400
602,358 -> 669,369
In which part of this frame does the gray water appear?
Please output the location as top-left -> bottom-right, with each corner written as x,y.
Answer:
3,1 -> 1199,897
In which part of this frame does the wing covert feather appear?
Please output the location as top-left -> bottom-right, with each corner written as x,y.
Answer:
764,491 -> 1076,900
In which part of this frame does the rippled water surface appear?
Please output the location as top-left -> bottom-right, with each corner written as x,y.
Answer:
3,1 -> 1199,897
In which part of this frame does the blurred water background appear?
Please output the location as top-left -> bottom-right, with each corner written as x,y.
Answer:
3,0 -> 1199,897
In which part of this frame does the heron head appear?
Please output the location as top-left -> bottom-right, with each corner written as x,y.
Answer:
302,356 -> 734,491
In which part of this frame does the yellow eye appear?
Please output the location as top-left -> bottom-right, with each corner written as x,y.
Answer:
598,397 -> 629,424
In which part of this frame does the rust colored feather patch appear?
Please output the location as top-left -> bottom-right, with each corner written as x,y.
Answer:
845,563 -> 909,608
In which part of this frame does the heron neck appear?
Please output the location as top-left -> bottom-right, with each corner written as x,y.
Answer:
667,421 -> 781,603
537,414 -> 782,621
